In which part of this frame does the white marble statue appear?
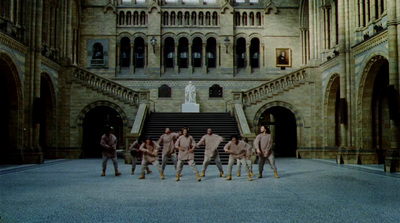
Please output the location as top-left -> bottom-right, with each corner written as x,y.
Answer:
185,81 -> 196,104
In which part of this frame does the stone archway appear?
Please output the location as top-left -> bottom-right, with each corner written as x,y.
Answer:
358,56 -> 390,164
324,73 -> 341,148
40,72 -> 57,156
253,101 -> 304,157
0,53 -> 23,164
77,101 -> 128,158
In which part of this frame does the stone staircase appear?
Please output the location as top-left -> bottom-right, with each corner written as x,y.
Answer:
141,112 -> 241,165
71,66 -> 150,106
231,67 -> 312,107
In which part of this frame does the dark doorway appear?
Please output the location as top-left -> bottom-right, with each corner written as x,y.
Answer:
0,56 -> 19,164
82,106 -> 123,158
258,107 -> 297,157
134,37 -> 145,68
371,60 -> 390,164
206,38 -> 216,68
39,74 -> 55,154
120,37 -> 131,67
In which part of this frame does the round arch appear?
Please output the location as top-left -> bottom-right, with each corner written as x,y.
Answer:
0,52 -> 24,163
77,101 -> 129,158
323,73 -> 340,148
357,55 -> 390,163
40,72 -> 57,152
253,101 -> 304,149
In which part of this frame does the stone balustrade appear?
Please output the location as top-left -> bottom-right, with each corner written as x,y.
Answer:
72,66 -> 149,106
232,67 -> 310,106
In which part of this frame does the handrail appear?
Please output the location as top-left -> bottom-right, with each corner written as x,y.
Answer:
71,66 -> 150,106
233,67 -> 311,106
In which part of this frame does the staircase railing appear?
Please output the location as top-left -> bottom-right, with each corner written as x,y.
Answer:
231,67 -> 312,106
71,66 -> 150,106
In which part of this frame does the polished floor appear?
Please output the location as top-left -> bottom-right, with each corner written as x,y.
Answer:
0,158 -> 399,223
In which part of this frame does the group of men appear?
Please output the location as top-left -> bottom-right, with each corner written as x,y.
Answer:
100,125 -> 279,181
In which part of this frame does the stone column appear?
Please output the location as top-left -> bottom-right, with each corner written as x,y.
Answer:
337,0 -> 349,163
175,43 -> 179,74
189,42 -> 192,74
130,42 -> 135,75
331,2 -> 337,46
246,42 -> 250,75
308,0 -> 316,61
116,42 -> 121,73
370,0 -> 376,21
385,0 -> 400,172
202,42 -> 207,74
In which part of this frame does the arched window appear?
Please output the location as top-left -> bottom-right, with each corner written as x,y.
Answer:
120,37 -> 131,67
164,12 -> 169,26
236,12 -> 241,26
192,12 -> 197,26
185,12 -> 190,25
164,37 -> 175,68
236,38 -> 246,68
134,37 -> 145,68
205,12 -> 211,26
92,43 -> 104,59
178,12 -> 183,25
249,12 -> 254,26
140,11 -> 146,25
178,38 -> 189,68
134,11 -> 139,25
126,11 -> 132,25
242,12 -> 247,26
199,12 -> 204,26
212,12 -> 218,26
119,11 -> 125,25
171,12 -> 176,25
206,38 -> 216,68
256,12 -> 261,26
192,37 -> 202,67
250,38 -> 260,68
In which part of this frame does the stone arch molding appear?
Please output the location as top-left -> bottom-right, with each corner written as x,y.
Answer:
76,100 -> 129,127
323,73 -> 340,147
356,54 -> 388,148
252,101 -> 305,147
253,101 -> 305,129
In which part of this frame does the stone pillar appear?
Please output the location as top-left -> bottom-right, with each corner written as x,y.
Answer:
336,0 -> 349,163
175,43 -> 179,74
130,42 -> 135,75
246,42 -> 250,75
116,42 -> 121,73
370,0 -> 376,20
202,42 -> 207,74
331,2 -> 337,46
189,42 -> 193,74
385,0 -> 400,172
308,0 -> 316,61
261,43 -> 265,69
360,0 -> 364,26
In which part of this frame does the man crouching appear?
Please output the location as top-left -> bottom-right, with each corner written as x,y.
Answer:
224,135 -> 252,181
139,137 -> 164,180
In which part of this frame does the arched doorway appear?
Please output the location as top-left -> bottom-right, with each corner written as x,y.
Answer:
257,106 -> 297,157
82,106 -> 124,158
0,54 -> 22,164
40,73 -> 56,155
325,74 -> 341,148
359,56 -> 390,164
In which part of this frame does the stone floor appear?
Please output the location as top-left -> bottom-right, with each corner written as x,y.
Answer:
0,158 -> 399,223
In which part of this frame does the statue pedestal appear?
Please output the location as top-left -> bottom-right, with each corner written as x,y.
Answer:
182,103 -> 200,113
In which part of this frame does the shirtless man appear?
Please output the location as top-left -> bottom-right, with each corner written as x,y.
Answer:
224,135 -> 252,181
197,128 -> 225,178
175,128 -> 201,182
254,126 -> 279,179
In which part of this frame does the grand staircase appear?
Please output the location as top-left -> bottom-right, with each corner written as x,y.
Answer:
141,112 -> 241,165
